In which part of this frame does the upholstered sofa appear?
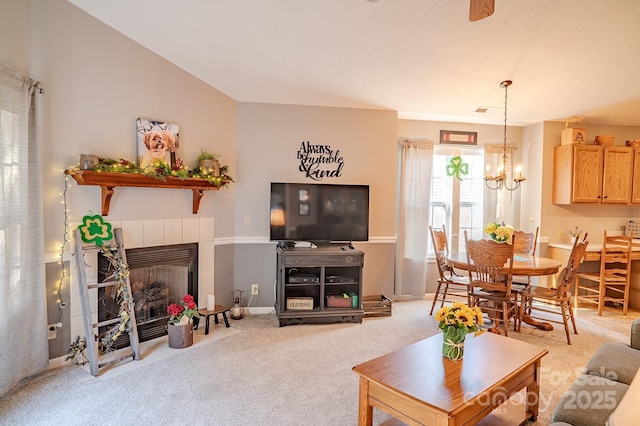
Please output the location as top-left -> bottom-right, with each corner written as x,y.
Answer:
551,318 -> 640,426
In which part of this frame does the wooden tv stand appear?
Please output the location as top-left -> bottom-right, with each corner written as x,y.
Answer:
275,245 -> 364,326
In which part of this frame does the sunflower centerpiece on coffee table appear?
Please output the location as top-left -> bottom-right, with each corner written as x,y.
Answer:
484,222 -> 514,243
435,302 -> 485,360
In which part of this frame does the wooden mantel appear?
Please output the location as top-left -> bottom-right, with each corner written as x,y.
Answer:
65,169 -> 227,215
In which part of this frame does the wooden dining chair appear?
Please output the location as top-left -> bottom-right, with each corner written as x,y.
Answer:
511,227 -> 539,288
513,228 -> 539,257
575,231 -> 633,315
428,225 -> 470,315
519,234 -> 588,344
464,231 -> 518,336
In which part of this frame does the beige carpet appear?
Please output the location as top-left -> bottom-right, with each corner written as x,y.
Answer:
80,325 -> 241,380
0,299 -> 637,425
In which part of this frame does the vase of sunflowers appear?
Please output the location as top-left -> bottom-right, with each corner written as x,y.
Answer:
484,222 -> 514,243
435,302 -> 485,360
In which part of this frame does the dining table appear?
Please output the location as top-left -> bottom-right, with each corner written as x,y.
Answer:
446,252 -> 563,331
446,252 -> 563,277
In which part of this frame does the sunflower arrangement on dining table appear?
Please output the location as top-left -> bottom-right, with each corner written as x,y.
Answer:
484,221 -> 514,243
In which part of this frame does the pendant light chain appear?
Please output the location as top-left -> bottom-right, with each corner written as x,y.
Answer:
503,80 -> 508,168
485,80 -> 525,191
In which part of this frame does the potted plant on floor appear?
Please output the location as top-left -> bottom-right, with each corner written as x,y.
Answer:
167,294 -> 200,349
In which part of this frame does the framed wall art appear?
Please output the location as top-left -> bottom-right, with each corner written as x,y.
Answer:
440,130 -> 477,145
136,118 -> 181,168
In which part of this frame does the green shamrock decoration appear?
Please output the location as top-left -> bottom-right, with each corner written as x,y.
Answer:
78,214 -> 113,246
446,156 -> 469,181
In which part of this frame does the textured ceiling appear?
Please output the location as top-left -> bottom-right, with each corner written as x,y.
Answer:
67,0 -> 640,126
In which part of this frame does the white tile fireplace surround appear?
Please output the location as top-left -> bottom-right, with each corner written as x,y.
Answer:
68,217 -> 215,344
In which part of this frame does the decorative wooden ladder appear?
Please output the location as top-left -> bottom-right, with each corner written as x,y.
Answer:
73,227 -> 141,376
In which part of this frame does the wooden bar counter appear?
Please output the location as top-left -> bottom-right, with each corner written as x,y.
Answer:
549,240 -> 640,309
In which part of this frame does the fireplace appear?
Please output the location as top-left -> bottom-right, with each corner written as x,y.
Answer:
98,243 -> 198,349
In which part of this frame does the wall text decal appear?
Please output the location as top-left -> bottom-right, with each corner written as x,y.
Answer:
297,141 -> 344,180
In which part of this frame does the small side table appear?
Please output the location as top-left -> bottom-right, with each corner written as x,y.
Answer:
196,305 -> 231,335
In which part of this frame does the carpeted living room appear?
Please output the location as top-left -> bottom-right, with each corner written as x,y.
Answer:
1,299 -> 639,425
4,1 -> 640,425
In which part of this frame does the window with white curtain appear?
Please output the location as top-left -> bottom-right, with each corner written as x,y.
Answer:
0,65 -> 47,396
429,145 -> 485,254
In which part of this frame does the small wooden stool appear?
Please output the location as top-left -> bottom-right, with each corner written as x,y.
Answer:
196,305 -> 231,335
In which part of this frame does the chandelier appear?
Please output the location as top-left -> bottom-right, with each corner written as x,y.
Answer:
484,80 -> 526,191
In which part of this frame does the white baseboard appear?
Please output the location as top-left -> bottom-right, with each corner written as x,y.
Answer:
47,355 -> 68,371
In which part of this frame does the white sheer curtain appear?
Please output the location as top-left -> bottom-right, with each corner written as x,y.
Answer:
0,65 -> 47,396
395,138 -> 434,298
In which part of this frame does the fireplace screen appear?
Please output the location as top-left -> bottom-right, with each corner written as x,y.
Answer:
98,243 -> 198,349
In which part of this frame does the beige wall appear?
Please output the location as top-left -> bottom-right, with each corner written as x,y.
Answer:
4,0 -> 238,356
27,0 -> 237,252
521,123 -> 544,235
233,103 -> 398,302
235,103 -> 398,240
6,0 -> 640,356
4,0 -> 400,335
0,0 -> 28,72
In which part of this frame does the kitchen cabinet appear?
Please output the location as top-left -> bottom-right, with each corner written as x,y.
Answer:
633,149 -> 640,204
553,145 -> 633,205
603,147 -> 634,203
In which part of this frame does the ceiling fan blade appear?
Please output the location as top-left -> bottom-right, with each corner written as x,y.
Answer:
469,0 -> 495,22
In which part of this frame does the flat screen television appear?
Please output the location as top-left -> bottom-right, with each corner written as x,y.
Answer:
270,182 -> 369,244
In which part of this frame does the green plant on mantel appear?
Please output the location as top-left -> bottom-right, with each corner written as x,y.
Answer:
196,150 -> 219,161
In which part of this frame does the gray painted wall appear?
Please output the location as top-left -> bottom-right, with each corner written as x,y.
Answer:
46,263 -> 70,359
231,241 -> 395,309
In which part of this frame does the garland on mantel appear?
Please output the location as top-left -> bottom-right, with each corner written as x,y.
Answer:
74,156 -> 234,187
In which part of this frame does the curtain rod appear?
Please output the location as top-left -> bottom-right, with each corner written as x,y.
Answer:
29,80 -> 44,94
0,64 -> 44,94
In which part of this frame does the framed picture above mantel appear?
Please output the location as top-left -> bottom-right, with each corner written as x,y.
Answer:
440,130 -> 477,145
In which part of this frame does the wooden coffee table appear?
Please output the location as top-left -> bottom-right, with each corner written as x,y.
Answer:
352,332 -> 548,426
